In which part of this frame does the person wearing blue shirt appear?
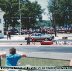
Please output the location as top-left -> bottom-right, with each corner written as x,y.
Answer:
0,47 -> 26,66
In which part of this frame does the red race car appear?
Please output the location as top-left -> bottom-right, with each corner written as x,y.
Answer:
40,41 -> 53,45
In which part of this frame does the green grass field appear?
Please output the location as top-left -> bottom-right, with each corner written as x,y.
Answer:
1,57 -> 70,66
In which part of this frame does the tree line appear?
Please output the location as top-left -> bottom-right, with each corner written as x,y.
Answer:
48,0 -> 72,36
48,0 -> 72,26
0,0 -> 43,30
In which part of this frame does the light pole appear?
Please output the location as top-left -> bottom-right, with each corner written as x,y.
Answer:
19,0 -> 22,35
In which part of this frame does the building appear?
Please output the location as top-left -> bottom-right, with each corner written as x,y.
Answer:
0,9 -> 5,38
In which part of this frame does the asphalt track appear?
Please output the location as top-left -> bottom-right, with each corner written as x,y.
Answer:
0,45 -> 72,53
0,34 -> 72,60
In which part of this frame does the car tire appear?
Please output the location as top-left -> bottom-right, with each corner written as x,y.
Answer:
47,38 -> 52,41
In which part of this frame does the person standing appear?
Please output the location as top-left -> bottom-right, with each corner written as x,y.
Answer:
32,38 -> 35,45
6,31 -> 9,40
8,31 -> 11,39
27,34 -> 31,45
7,31 -> 11,40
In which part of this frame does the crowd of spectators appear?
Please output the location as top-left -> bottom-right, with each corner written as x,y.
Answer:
21,26 -> 72,35
4,25 -> 72,35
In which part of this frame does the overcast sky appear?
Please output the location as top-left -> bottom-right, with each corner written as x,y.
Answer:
29,0 -> 49,20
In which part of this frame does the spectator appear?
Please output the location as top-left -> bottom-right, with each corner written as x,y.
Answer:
7,31 -> 11,40
0,47 -> 27,66
27,34 -> 31,45
32,38 -> 35,45
6,31 -> 8,40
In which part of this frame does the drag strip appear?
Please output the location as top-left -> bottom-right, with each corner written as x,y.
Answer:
0,45 -> 72,53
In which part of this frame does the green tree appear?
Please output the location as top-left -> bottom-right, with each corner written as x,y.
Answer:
21,1 -> 43,29
48,0 -> 72,36
48,0 -> 59,36
0,0 -> 43,29
0,0 -> 20,29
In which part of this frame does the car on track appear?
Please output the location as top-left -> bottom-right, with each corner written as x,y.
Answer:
40,41 -> 53,45
25,33 -> 54,42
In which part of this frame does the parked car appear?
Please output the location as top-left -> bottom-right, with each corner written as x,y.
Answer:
9,28 -> 19,35
25,33 -> 54,42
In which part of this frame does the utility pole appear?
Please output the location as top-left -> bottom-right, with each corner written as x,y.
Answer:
53,12 -> 57,37
19,0 -> 22,35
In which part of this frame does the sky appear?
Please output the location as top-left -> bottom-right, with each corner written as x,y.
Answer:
29,0 -> 49,20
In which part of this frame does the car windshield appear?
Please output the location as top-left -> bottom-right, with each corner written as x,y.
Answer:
32,33 -> 41,36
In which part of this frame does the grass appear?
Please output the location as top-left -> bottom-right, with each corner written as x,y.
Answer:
1,57 -> 70,66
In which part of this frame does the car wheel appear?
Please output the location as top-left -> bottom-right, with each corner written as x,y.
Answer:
52,36 -> 54,39
47,38 -> 52,41
45,38 -> 48,41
